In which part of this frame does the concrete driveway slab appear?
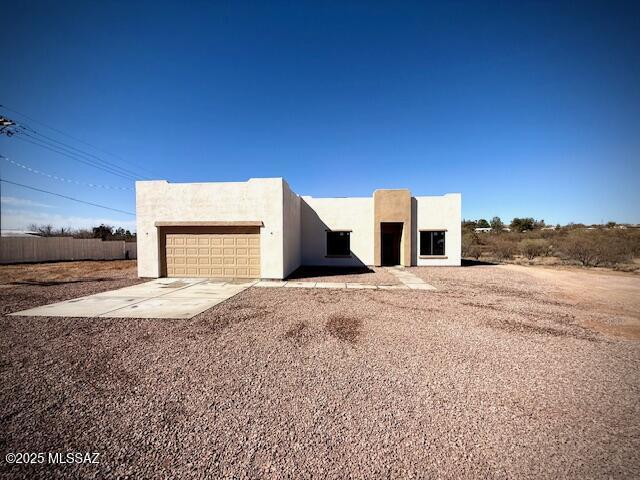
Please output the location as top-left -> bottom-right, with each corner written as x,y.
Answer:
99,297 -> 225,319
314,282 -> 347,289
285,282 -> 316,288
93,279 -> 206,297
254,280 -> 287,288
10,295 -> 146,317
162,286 -> 247,299
407,283 -> 437,290
346,283 -> 378,289
10,277 -> 250,319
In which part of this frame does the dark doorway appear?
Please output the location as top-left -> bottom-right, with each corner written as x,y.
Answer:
381,222 -> 403,266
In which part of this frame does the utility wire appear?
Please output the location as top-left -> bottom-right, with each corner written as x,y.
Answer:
15,130 -> 139,180
0,179 -> 135,215
2,157 -> 133,191
16,125 -> 148,179
0,103 -> 161,179
12,135 -> 138,181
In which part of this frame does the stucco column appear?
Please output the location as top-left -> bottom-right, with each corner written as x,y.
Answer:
373,189 -> 412,267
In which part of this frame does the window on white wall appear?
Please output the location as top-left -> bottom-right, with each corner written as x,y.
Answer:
326,231 -> 350,256
420,231 -> 445,256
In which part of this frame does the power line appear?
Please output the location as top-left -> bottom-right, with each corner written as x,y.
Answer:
16,126 -> 148,179
12,134 -> 138,181
0,179 -> 136,215
2,156 -> 133,191
15,130 -> 139,180
0,103 -> 161,178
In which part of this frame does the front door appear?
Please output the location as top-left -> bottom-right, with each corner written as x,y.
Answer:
381,223 -> 402,266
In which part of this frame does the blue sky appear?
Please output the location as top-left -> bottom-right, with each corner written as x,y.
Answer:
1,0 -> 639,231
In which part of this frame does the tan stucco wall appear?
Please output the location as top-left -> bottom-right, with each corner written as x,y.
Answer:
414,193 -> 462,266
300,196 -> 373,266
373,189 -> 412,266
136,178 -> 287,279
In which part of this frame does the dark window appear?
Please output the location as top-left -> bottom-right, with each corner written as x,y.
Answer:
326,231 -> 350,256
420,231 -> 445,256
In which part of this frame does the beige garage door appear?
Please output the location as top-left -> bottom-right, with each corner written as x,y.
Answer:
165,233 -> 260,278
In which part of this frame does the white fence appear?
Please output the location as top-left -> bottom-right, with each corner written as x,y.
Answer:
0,237 -> 137,264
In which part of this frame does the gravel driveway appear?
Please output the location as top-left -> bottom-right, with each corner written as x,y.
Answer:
1,263 -> 639,479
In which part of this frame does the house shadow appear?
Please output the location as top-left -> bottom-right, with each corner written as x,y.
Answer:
461,259 -> 497,267
287,265 -> 376,280
287,198 -> 371,280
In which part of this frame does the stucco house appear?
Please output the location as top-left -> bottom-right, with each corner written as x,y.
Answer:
136,178 -> 461,279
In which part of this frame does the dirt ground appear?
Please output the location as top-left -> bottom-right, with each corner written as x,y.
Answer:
1,261 -> 639,479
500,264 -> 640,339
0,260 -> 138,285
0,261 -> 142,316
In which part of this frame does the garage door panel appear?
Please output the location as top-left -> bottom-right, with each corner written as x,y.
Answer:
165,231 -> 260,278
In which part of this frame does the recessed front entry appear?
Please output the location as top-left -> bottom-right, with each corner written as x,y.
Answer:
373,189 -> 412,267
381,222 -> 403,266
160,226 -> 261,278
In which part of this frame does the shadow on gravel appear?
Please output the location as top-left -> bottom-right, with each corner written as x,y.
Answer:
461,259 -> 497,266
326,314 -> 363,343
8,278 -> 112,287
287,266 -> 376,280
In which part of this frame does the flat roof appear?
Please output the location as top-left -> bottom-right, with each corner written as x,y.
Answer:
154,221 -> 263,227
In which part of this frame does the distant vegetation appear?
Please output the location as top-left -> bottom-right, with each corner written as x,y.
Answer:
27,223 -> 135,242
462,217 -> 640,271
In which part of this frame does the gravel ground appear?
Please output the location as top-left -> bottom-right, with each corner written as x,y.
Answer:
1,264 -> 639,479
286,266 -> 399,284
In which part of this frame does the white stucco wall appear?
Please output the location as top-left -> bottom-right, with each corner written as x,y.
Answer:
300,196 -> 374,266
282,180 -> 301,277
414,193 -> 461,266
136,178 -> 286,278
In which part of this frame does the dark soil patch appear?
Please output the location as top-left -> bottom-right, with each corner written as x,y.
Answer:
326,314 -> 363,343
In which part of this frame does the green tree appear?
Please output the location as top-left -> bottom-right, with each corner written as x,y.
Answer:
462,219 -> 477,231
490,216 -> 504,232
92,224 -> 114,241
477,218 -> 490,228
510,217 -> 535,232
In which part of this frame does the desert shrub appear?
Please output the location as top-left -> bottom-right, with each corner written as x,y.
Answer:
519,239 -> 551,260
490,216 -> 504,232
466,244 -> 483,259
490,239 -> 517,260
558,231 -> 633,266
462,231 -> 483,259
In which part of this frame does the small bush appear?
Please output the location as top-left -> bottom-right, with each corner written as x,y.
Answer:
491,240 -> 517,260
466,245 -> 482,259
558,231 -> 633,267
519,239 -> 550,260
462,232 -> 482,259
